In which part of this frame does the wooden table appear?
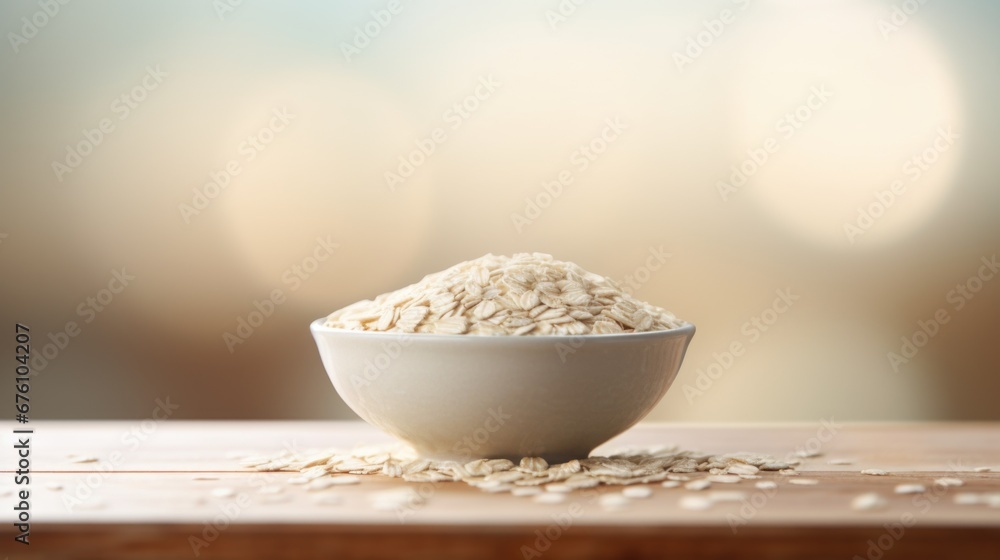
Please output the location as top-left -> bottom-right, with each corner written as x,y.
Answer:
2,422 -> 999,559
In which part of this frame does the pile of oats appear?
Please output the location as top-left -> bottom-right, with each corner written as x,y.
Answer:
234,446 -> 995,513
242,444 -> 793,497
325,253 -> 685,336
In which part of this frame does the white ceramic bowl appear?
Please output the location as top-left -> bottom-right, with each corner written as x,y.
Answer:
310,319 -> 695,462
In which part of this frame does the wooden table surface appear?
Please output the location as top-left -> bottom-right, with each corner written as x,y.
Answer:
2,421 -> 999,559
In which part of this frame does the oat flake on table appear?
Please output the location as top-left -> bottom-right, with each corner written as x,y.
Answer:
242,445 -> 795,497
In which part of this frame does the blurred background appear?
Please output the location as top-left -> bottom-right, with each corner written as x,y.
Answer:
1,0 -> 997,422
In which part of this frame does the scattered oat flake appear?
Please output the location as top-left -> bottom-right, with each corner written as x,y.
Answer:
210,487 -> 236,498
242,443 -> 811,498
795,449 -> 822,458
685,479 -> 711,491
894,484 -> 926,494
755,481 -> 778,490
707,475 -> 741,484
953,493 -> 983,505
851,493 -> 888,511
75,498 -> 107,510
861,469 -> 889,476
306,479 -> 338,491
481,483 -> 516,494
727,463 -> 759,476
512,487 -> 543,497
709,491 -> 747,502
934,478 -> 964,487
314,494 -> 343,506
789,478 -> 819,486
533,493 -> 566,505
370,500 -> 402,512
520,457 -> 548,472
599,494 -> 631,509
679,496 -> 713,511
68,455 -> 99,464
622,486 -> 653,499
261,494 -> 293,505
827,458 -> 855,465
193,476 -> 220,481
974,467 -> 992,473
46,482 -> 64,491
371,488 -> 422,511
328,475 -> 361,485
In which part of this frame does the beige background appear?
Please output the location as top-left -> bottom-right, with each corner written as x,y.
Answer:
1,0 -> 997,421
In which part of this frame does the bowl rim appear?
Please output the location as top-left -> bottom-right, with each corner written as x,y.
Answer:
310,317 -> 695,342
